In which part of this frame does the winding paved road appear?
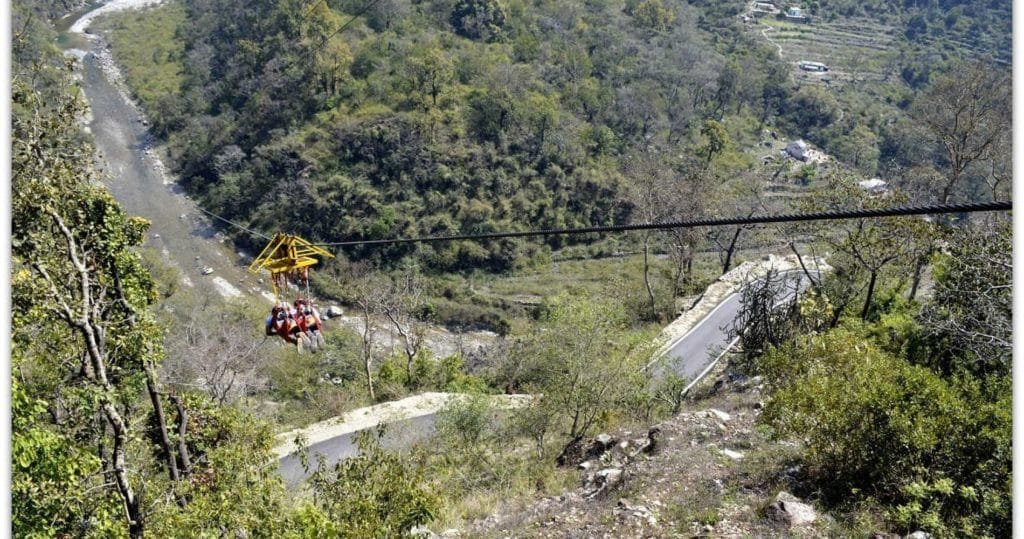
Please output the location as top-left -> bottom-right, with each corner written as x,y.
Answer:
276,271 -> 816,486
661,270 -> 815,392
278,414 -> 437,487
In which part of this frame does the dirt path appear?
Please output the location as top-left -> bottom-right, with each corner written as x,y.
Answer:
760,22 -> 784,59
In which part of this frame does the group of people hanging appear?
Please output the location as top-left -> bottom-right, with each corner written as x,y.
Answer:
265,297 -> 326,353
248,233 -> 336,353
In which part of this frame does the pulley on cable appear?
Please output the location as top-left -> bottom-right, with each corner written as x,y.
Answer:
249,233 -> 333,354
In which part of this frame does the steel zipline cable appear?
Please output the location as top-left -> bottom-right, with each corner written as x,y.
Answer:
195,207 -> 271,241
192,200 -> 1012,248
311,200 -> 1012,247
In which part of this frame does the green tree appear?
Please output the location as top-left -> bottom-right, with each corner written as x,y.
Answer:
699,119 -> 730,167
451,0 -> 508,41
11,373 -> 113,537
521,92 -> 560,155
631,0 -> 676,31
784,85 -> 840,133
302,428 -> 439,537
465,87 -> 516,144
511,294 -> 649,445
13,75 -> 171,538
404,42 -> 454,109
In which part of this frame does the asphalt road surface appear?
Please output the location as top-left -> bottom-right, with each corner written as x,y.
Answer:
277,414 -> 438,487
277,271 -> 816,487
661,271 -> 815,391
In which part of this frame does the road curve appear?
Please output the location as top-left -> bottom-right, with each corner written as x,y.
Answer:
277,414 -> 438,487
277,270 -> 817,487
661,270 -> 815,391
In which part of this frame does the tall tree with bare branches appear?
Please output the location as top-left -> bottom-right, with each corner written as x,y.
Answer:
911,60 -> 1011,204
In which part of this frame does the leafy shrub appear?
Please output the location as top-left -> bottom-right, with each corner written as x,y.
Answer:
451,0 -> 508,41
760,326 -> 1010,536
303,428 -> 439,537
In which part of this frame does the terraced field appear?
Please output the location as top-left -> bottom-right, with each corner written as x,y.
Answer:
754,16 -> 900,84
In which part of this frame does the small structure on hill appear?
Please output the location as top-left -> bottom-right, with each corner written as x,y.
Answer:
785,140 -> 809,161
780,6 -> 810,23
798,61 -> 829,72
751,2 -> 780,17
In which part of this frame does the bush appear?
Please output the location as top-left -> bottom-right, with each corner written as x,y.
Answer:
760,326 -> 1010,536
303,428 -> 439,537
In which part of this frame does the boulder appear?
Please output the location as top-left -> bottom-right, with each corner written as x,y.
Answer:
558,433 -> 622,467
707,409 -> 732,422
596,468 -> 623,486
584,467 -> 624,499
324,305 -> 344,318
766,491 -> 817,527
721,448 -> 744,460
409,525 -> 440,538
786,140 -> 809,161
641,426 -> 661,455
615,499 -> 657,526
904,532 -> 932,539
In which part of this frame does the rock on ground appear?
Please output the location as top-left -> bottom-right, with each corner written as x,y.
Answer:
766,491 -> 817,527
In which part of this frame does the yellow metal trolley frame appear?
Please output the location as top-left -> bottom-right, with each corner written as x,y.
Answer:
248,233 -> 334,301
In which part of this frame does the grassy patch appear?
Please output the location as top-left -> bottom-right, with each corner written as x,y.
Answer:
94,1 -> 186,110
464,248 -> 721,316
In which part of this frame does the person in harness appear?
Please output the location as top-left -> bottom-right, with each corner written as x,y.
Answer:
294,298 -> 326,350
265,304 -> 311,352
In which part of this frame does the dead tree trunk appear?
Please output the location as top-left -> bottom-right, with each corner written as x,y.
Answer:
718,226 -> 744,274
360,302 -> 376,401
170,394 -> 192,475
145,369 -> 180,482
789,242 -> 820,289
861,270 -> 878,321
642,234 -> 656,316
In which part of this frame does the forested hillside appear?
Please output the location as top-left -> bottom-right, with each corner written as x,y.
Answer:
12,0 -> 1012,536
139,0 -> 777,272
108,0 -> 1011,274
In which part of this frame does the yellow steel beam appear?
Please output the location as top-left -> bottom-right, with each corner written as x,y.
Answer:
248,233 -> 334,275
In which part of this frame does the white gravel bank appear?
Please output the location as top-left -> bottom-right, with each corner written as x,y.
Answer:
69,0 -> 165,34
